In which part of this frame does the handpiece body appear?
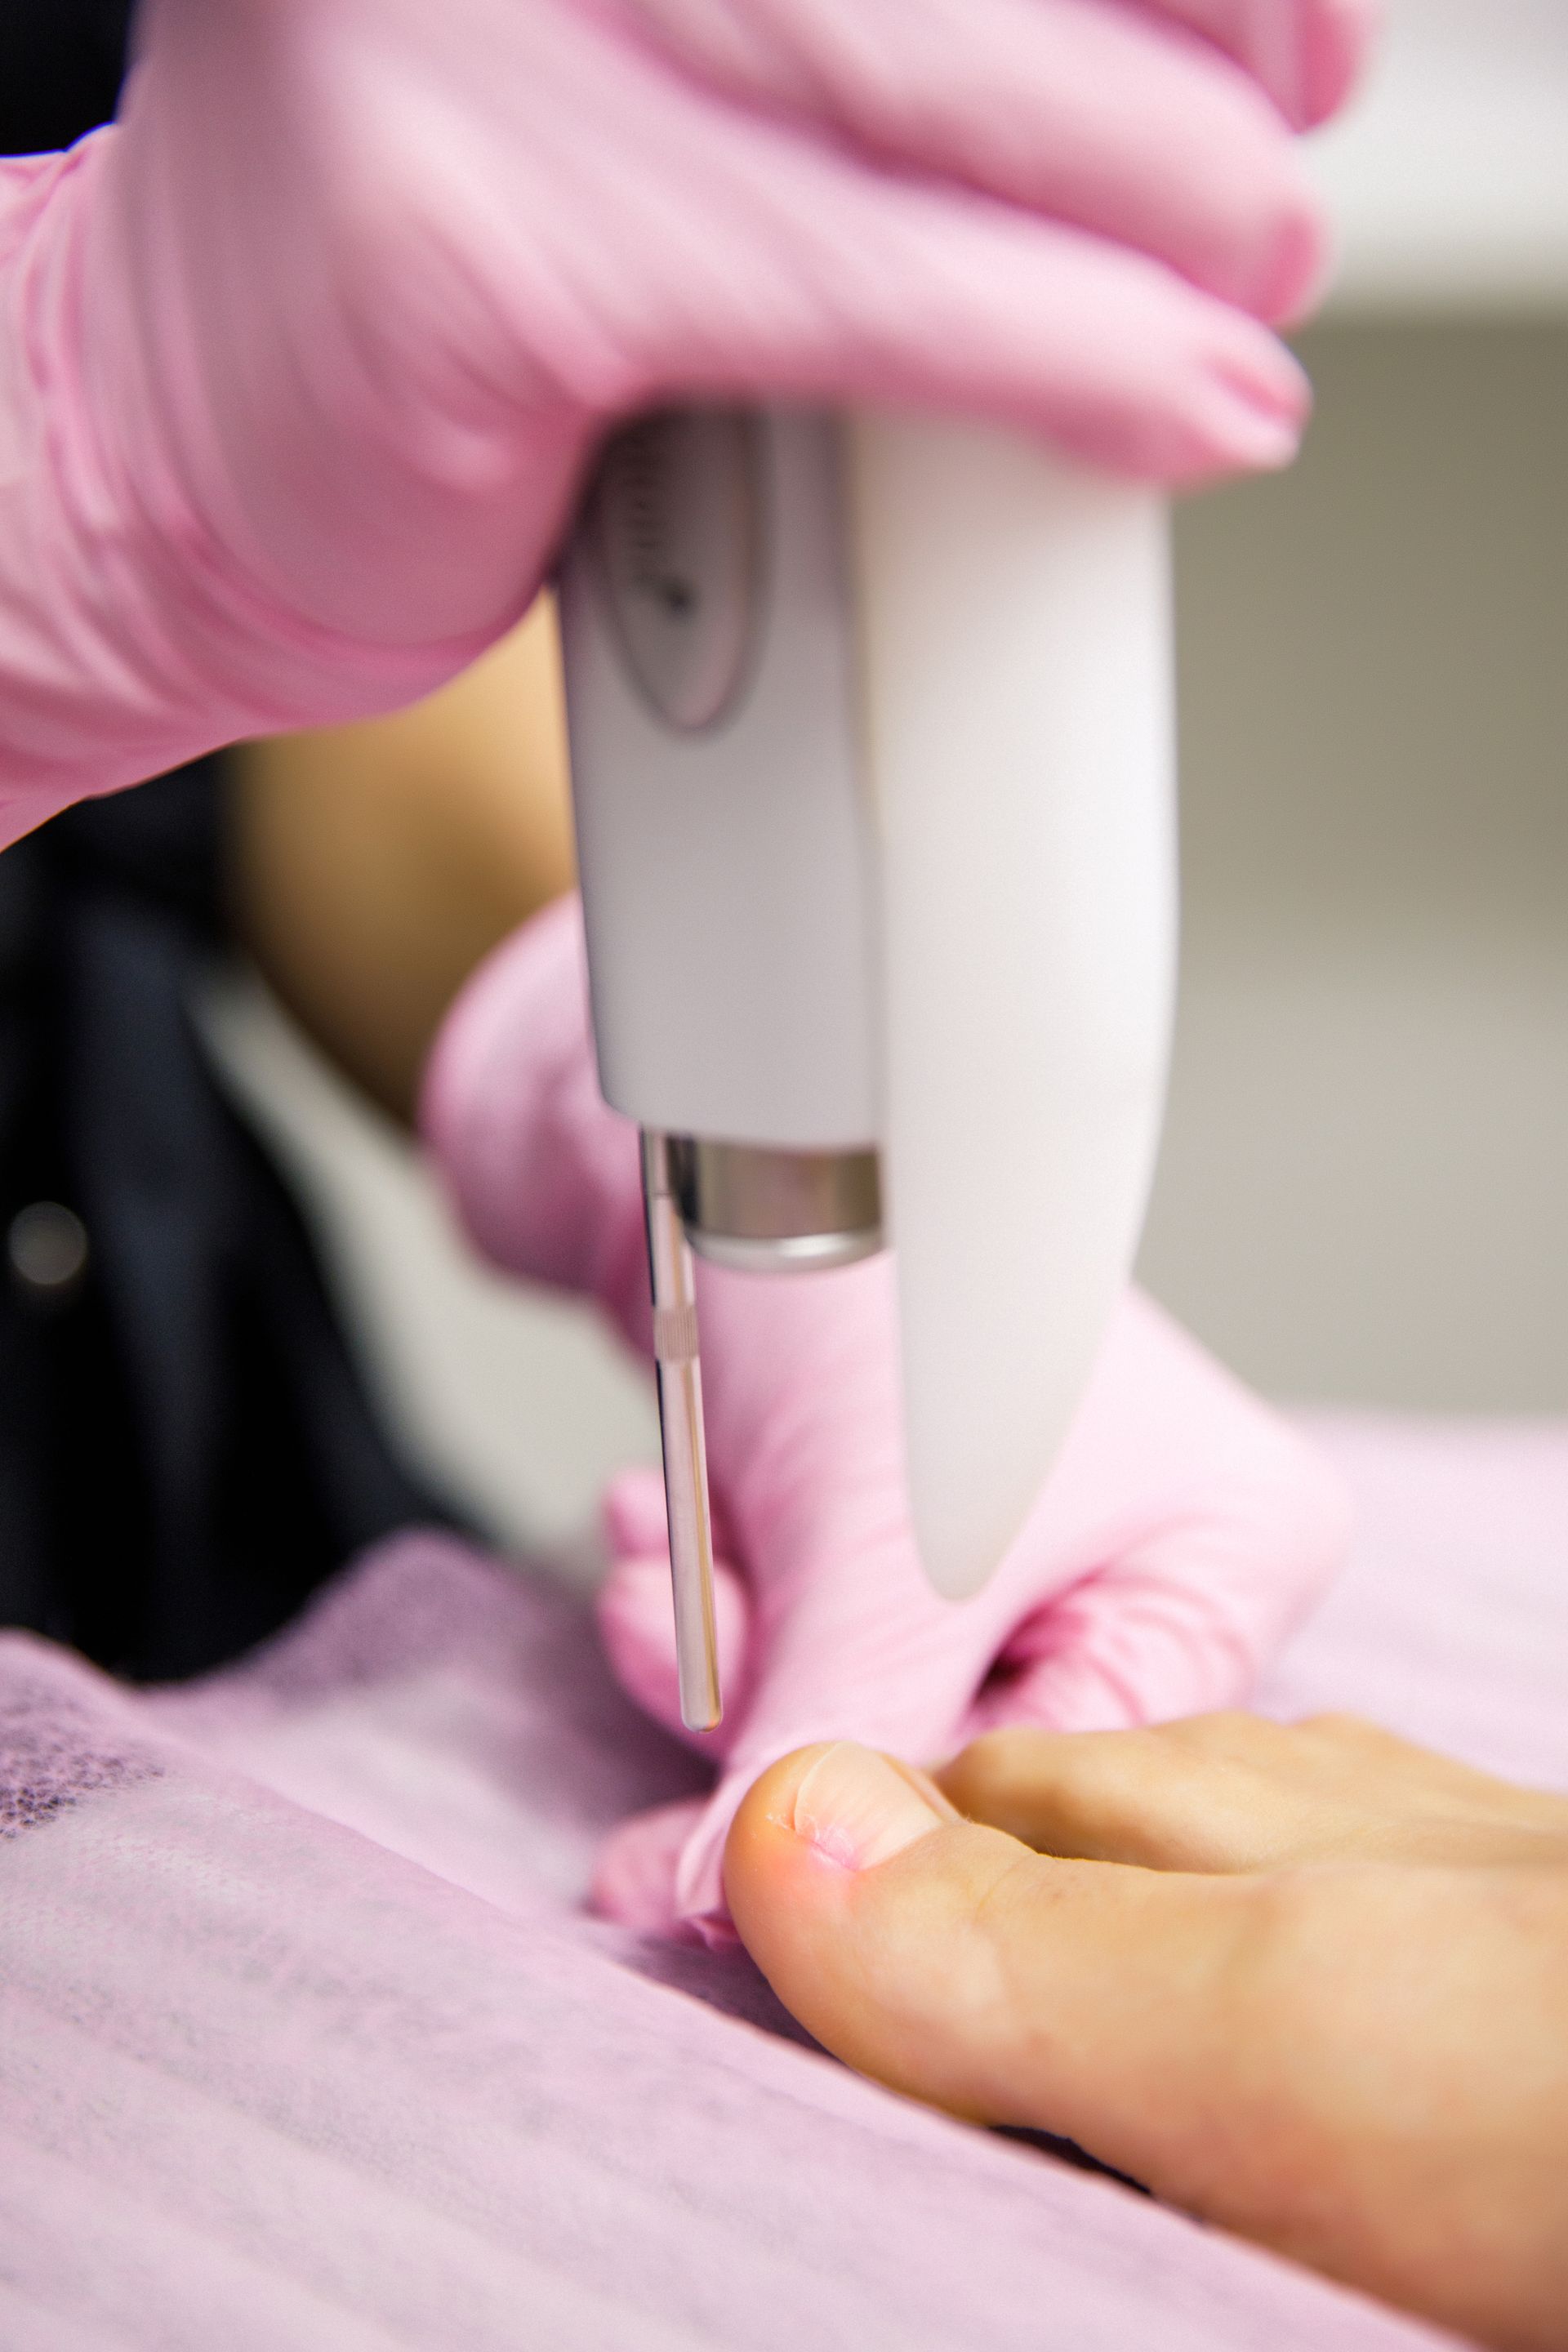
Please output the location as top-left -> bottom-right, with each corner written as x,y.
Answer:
559,408 -> 1175,1648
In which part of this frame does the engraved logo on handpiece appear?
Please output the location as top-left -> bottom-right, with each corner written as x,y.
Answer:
587,410 -> 764,734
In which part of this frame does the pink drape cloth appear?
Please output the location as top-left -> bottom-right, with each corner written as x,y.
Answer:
2,1412 -> 1562,2349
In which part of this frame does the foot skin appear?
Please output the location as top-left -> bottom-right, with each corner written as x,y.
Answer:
724,1717 -> 1568,2351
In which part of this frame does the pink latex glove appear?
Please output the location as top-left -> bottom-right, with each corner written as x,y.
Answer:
0,0 -> 1370,835
422,898 -> 1352,1940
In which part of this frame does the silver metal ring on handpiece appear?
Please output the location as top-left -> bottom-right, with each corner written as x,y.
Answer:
668,1138 -> 884,1274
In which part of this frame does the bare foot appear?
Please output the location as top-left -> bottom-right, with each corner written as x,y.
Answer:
724,1720 -> 1568,2350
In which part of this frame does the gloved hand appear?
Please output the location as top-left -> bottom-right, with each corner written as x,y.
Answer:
1,0 -> 1369,829
422,898 -> 1352,1940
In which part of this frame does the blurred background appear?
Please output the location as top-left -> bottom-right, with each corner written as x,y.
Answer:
1147,0 -> 1568,1413
201,0 -> 1568,1569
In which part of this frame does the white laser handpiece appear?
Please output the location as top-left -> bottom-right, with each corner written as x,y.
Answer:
560,411 -> 1176,1731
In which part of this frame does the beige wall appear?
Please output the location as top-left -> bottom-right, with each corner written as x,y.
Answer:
1139,318 -> 1568,1410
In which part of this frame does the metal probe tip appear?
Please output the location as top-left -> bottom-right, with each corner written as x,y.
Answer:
640,1131 -> 723,1733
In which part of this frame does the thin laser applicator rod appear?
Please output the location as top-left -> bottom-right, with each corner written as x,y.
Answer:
640,1130 -> 723,1733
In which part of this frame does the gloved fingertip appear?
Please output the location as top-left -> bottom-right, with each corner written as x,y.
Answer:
603,1467 -> 742,1570
675,1781 -> 747,1940
1155,312 -> 1312,483
602,1467 -> 673,1561
590,1798 -> 709,1939
1253,196 -> 1333,327
1208,383 -> 1305,474
596,1548 -> 753,1752
1227,0 -> 1374,132
688,1907 -> 743,1953
1298,0 -> 1379,131
596,1552 -> 696,1742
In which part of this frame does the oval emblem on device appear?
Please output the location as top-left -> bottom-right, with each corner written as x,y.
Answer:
586,409 -> 765,733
